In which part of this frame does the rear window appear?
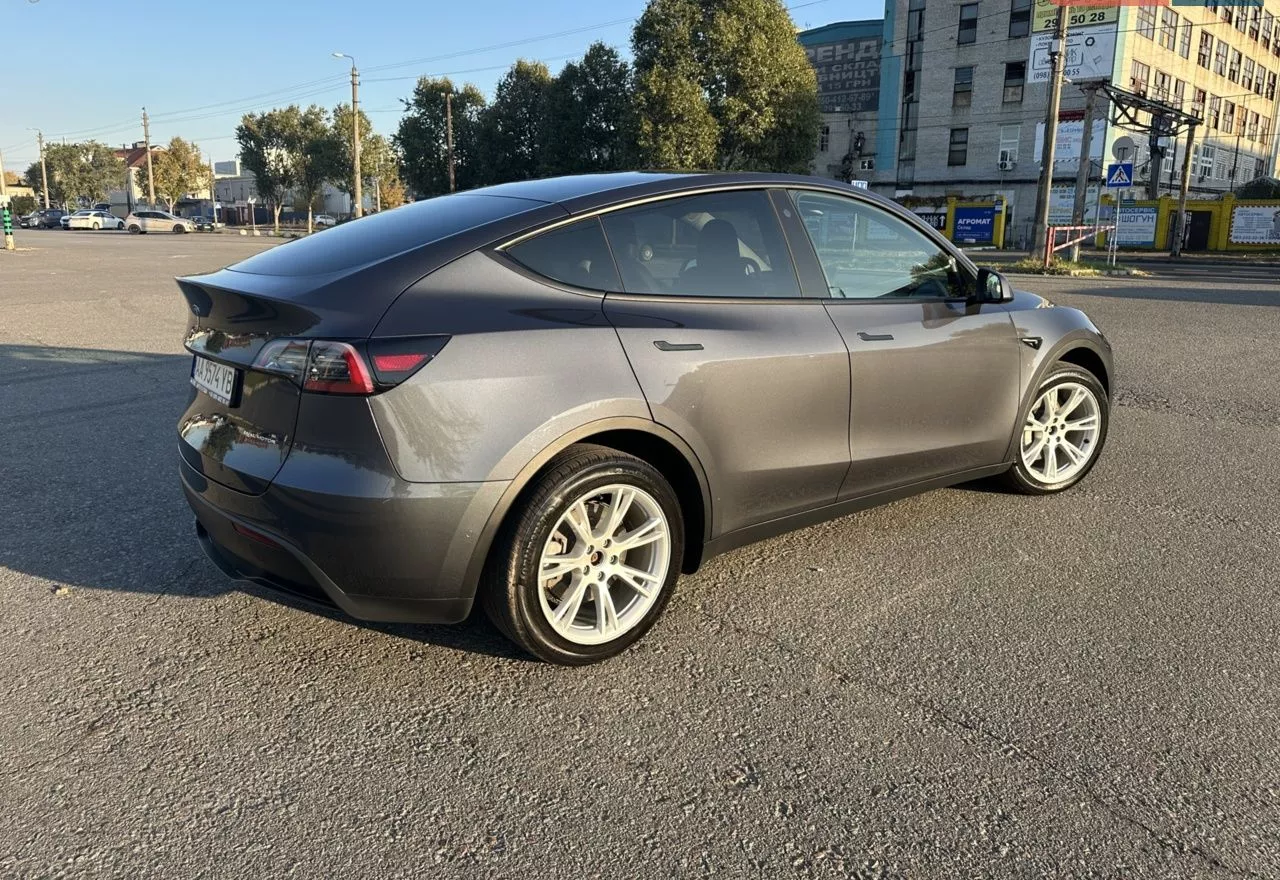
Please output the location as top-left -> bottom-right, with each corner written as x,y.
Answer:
228,194 -> 544,277
505,218 -> 620,292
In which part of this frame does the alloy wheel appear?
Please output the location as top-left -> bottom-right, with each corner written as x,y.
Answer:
1020,381 -> 1102,484
536,484 -> 671,646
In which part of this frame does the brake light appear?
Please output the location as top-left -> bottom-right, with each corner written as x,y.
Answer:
372,353 -> 427,372
303,341 -> 375,395
366,336 -> 450,386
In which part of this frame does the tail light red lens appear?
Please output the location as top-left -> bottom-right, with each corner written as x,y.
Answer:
303,341 -> 375,394
366,336 -> 450,386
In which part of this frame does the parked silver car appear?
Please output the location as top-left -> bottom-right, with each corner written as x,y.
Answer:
125,210 -> 194,234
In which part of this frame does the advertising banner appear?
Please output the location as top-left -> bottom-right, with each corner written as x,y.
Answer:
1029,24 -> 1117,84
1228,205 -> 1280,244
804,36 -> 881,114
911,208 -> 947,231
1033,0 -> 1119,33
952,206 -> 996,244
1034,119 -> 1107,165
1116,205 -> 1158,246
1048,184 -> 1100,224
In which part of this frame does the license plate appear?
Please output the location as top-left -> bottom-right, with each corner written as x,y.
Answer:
191,355 -> 239,406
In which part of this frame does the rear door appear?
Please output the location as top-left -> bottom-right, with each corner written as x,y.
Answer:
597,189 -> 851,536
784,189 -> 1022,498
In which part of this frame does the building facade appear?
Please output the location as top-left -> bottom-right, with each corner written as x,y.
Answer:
798,20 -> 887,185
874,0 -> 1280,247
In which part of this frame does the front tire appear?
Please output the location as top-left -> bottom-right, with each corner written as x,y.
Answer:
128,224 -> 141,234
482,444 -> 684,664
91,222 -> 100,230
173,224 -> 186,234
998,363 -> 1109,495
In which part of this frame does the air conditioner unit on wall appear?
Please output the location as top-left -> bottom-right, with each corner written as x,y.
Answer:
998,160 -> 1016,171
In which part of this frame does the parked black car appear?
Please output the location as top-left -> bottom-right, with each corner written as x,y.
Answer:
35,209 -> 67,229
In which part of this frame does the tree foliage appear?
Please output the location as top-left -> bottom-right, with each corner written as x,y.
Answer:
26,142 -> 125,206
541,43 -> 637,176
149,137 -> 207,213
475,60 -> 553,184
9,194 -> 36,215
395,77 -> 487,197
291,105 -> 343,232
330,103 -> 379,198
237,107 -> 303,231
632,0 -> 820,172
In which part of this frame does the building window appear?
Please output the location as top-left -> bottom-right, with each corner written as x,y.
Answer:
1247,111 -> 1260,141
1197,144 -> 1215,178
1159,9 -> 1178,51
1198,33 -> 1214,69
1243,58 -> 1255,91
1130,60 -> 1151,95
1222,7 -> 1233,26
819,125 -> 830,152
999,125 -> 1020,164
1009,0 -> 1031,38
958,4 -> 978,45
1236,7 -> 1249,34
1173,78 -> 1187,110
1249,7 -> 1261,40
1255,63 -> 1267,95
1267,71 -> 1278,100
1264,13 -> 1274,50
1228,49 -> 1241,83
1179,21 -> 1193,59
948,128 -> 969,166
1192,88 -> 1206,119
1223,101 -> 1235,134
953,67 -> 974,107
1262,117 -> 1273,149
1137,6 -> 1156,39
1209,95 -> 1221,129
1214,42 -> 1228,76
1153,70 -> 1171,101
1003,62 -> 1025,103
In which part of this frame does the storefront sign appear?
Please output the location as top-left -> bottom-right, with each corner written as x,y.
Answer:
1228,205 -> 1280,244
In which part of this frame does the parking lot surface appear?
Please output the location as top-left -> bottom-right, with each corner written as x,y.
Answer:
2,229 -> 1279,878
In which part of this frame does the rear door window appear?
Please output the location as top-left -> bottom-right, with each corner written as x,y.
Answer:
599,190 -> 801,298
504,218 -> 620,291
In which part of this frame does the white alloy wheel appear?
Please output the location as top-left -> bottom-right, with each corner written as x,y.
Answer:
1019,380 -> 1102,485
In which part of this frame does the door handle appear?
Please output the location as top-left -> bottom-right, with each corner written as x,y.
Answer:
653,340 -> 704,352
856,332 -> 895,342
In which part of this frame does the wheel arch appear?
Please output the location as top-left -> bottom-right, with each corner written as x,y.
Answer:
461,417 -> 713,599
1004,335 -> 1112,462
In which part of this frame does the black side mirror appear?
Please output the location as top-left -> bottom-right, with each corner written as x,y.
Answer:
976,267 -> 1014,303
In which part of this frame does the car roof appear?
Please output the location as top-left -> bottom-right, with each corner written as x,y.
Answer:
466,170 -> 902,216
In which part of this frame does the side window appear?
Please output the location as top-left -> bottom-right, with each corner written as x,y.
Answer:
789,191 -> 971,300
599,190 -> 801,298
504,217 -> 620,292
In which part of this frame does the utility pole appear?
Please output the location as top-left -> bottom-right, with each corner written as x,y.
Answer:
208,156 -> 217,223
1070,81 -> 1099,261
141,107 -> 156,208
1031,3 -> 1070,262
446,91 -> 456,193
333,53 -> 363,218
30,130 -> 50,209
1,146 -> 14,251
1170,122 -> 1197,258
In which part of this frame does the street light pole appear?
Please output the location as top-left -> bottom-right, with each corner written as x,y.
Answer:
142,107 -> 156,208
28,129 -> 50,209
1031,4 -> 1070,262
333,53 -> 363,218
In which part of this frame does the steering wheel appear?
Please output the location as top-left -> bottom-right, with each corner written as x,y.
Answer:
740,256 -> 760,276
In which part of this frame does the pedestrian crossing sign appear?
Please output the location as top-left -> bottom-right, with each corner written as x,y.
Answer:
1106,162 -> 1134,188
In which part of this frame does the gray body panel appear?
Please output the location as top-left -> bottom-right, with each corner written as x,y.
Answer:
175,173 -> 1113,624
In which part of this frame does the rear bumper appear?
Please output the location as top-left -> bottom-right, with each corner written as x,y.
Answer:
180,455 -> 509,624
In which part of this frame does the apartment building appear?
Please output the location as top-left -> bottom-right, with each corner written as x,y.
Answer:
874,0 -> 1280,246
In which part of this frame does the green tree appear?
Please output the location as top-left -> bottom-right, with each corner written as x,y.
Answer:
330,102 -> 378,206
291,105 -> 342,233
541,43 -> 637,176
475,60 -> 553,185
632,0 -> 821,172
31,142 -> 125,207
10,194 -> 36,215
149,137 -> 206,213
364,134 -> 405,209
394,77 -> 487,197
237,107 -> 302,232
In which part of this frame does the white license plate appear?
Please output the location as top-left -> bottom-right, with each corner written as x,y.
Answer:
191,355 -> 239,405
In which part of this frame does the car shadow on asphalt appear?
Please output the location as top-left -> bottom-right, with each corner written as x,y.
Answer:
0,343 -> 527,661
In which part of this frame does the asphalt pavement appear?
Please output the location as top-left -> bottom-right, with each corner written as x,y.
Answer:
2,228 -> 1279,878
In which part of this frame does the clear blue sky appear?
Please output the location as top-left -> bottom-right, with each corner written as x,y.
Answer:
1,0 -> 882,176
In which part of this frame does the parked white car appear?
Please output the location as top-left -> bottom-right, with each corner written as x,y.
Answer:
314,214 -> 338,227
67,210 -> 125,231
124,210 -> 194,234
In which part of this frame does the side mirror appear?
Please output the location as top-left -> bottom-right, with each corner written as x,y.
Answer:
976,267 -> 1015,303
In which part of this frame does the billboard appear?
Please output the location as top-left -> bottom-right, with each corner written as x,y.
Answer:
1033,0 -> 1119,33
1115,205 -> 1157,246
1034,119 -> 1107,166
1228,205 -> 1280,244
1030,24 -> 1116,84
952,206 -> 996,244
804,37 -> 881,114
1048,184 -> 1100,224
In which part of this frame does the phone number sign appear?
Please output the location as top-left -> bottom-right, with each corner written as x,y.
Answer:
1034,0 -> 1119,32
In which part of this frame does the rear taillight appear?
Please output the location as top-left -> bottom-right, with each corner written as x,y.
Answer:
250,336 -> 448,396
304,341 -> 375,395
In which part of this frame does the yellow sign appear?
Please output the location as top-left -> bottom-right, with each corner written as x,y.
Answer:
1033,0 -> 1120,33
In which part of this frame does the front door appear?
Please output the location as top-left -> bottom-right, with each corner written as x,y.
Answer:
1185,211 -> 1212,251
598,189 -> 851,537
783,189 -> 1023,499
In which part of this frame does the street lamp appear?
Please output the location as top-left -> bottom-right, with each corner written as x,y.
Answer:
27,127 -> 50,209
333,52 -> 363,219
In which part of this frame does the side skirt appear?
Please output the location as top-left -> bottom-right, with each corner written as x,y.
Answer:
700,463 -> 1012,563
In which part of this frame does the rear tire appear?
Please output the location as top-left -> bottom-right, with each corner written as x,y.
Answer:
128,224 -> 140,234
173,224 -> 186,234
91,222 -> 100,230
996,363 -> 1109,495
482,444 -> 684,665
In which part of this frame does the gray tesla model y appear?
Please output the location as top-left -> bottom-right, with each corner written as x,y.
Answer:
177,172 -> 1112,664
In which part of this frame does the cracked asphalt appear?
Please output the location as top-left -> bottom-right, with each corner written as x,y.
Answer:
2,229 -> 1278,878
